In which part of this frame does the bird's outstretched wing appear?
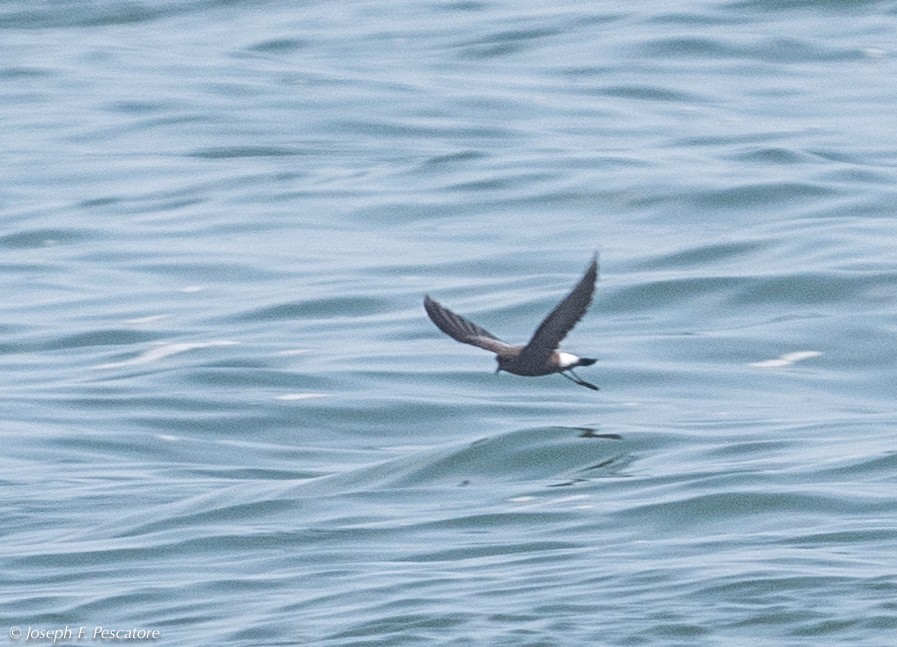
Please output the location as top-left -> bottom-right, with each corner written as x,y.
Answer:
424,295 -> 514,355
515,254 -> 598,370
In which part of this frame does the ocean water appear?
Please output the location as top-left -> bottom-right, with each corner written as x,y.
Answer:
3,0 -> 897,645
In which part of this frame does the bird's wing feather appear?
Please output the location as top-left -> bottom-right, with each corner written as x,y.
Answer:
515,254 -> 598,370
424,295 -> 513,354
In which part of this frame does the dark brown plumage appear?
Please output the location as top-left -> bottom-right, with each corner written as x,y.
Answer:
424,254 -> 599,390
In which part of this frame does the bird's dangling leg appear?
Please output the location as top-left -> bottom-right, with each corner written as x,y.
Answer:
560,370 -> 599,391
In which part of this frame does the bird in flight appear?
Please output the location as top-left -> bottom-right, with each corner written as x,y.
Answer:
424,254 -> 599,390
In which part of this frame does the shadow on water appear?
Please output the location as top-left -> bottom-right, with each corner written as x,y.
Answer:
94,426 -> 633,540
335,425 -> 630,490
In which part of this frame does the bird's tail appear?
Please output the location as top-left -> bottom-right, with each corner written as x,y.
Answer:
576,357 -> 597,367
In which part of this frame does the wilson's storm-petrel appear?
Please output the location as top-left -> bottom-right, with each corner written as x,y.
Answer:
424,254 -> 599,390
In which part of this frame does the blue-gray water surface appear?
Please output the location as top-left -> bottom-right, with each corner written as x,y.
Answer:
3,1 -> 897,645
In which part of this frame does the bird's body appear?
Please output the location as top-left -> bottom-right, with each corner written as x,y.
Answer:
423,255 -> 599,390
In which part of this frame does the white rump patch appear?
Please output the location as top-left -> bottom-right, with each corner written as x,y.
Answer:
557,352 -> 579,368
